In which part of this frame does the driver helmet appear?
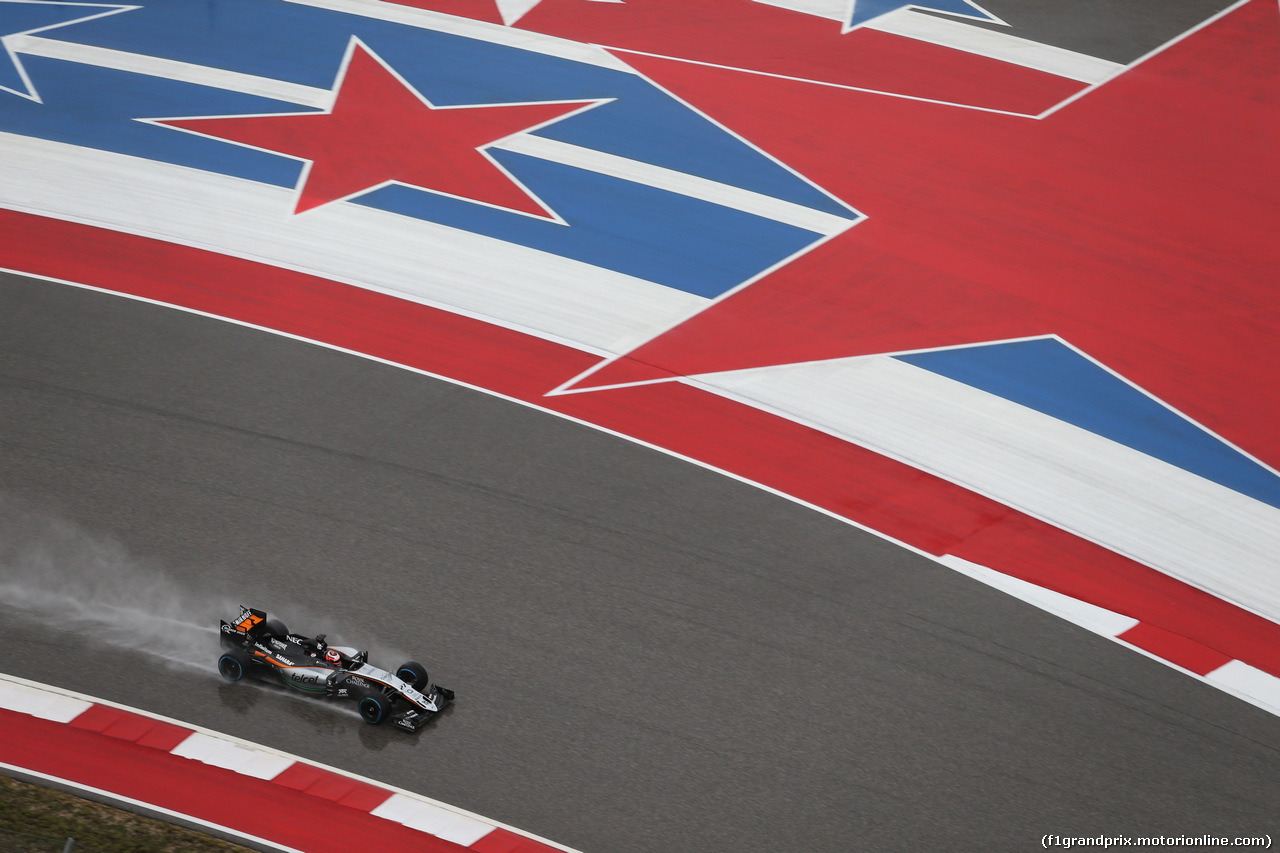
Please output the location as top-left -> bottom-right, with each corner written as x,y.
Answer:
324,648 -> 342,665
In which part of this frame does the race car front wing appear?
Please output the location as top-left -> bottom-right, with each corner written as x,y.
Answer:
393,685 -> 456,732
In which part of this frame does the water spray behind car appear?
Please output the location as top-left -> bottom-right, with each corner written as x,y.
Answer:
0,497 -> 412,676
0,499 -> 231,669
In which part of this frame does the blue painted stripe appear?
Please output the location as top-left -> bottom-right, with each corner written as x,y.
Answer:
37,0 -> 358,88
362,151 -> 822,299
848,0 -> 997,30
897,338 -> 1280,509
0,55 -> 313,185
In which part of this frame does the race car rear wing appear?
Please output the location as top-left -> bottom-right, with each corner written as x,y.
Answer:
221,605 -> 268,638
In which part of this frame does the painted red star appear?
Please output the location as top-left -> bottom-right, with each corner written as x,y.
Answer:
160,40 -> 597,216
571,1 -> 1280,469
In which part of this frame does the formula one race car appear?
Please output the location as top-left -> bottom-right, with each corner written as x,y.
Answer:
217,606 -> 453,732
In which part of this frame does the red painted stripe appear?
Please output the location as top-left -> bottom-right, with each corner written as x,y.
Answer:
99,713 -> 171,743
3,209 -> 1279,681
271,760 -> 395,810
335,782 -> 396,812
0,708 -> 471,852
135,723 -> 196,752
68,704 -> 193,750
271,761 -> 334,791
284,764 -> 391,809
68,704 -> 138,732
1118,623 -> 1235,677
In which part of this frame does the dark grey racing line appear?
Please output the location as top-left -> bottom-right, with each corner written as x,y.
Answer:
2,268 -> 1278,852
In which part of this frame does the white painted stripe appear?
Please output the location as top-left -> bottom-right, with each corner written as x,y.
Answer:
371,794 -> 496,845
694,356 -> 1280,624
868,9 -> 1122,84
0,680 -> 93,723
10,36 -> 333,108
1206,660 -> 1280,717
0,761 -> 308,853
939,555 -> 1140,638
284,0 -> 634,73
495,0 -> 543,27
0,132 -> 706,354
495,135 -> 859,235
170,732 -> 295,780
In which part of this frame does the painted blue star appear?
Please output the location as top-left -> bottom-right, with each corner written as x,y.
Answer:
846,0 -> 1002,33
1,1 -> 133,100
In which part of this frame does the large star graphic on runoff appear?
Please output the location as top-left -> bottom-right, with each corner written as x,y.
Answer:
1,0 -> 132,99
569,0 -> 1280,470
159,40 -> 598,216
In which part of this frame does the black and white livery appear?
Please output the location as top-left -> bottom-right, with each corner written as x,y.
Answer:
217,606 -> 454,732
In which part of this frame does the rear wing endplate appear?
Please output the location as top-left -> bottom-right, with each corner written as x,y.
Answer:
222,605 -> 267,636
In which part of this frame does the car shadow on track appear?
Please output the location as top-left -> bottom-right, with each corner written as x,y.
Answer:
215,679 -> 452,752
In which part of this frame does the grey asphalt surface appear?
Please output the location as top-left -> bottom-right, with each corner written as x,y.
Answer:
2,273 -> 1278,852
920,0 -> 1235,63
1,2 -> 1277,850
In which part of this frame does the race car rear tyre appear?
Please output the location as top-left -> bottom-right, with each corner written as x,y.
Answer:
358,694 -> 389,725
395,661 -> 429,691
262,617 -> 288,639
218,649 -> 251,682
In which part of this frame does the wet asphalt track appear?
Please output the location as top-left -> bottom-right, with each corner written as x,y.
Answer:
2,272 -> 1278,852
2,1 -> 1278,849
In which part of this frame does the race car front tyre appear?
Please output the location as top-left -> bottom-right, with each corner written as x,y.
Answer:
395,661 -> 429,691
218,649 -> 251,682
358,694 -> 389,725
